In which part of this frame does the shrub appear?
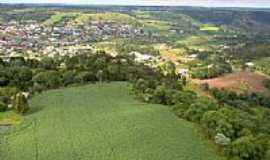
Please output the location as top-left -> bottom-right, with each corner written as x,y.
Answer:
62,71 -> 77,86
228,136 -> 264,160
263,79 -> 270,89
75,71 -> 96,83
8,67 -> 33,89
32,71 -> 61,89
183,99 -> 217,122
0,70 -> 9,87
31,84 -> 46,93
0,101 -> 7,112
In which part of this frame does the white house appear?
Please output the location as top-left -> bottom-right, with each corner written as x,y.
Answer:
129,51 -> 152,62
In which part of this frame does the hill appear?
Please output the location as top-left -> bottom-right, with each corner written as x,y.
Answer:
0,82 -> 222,160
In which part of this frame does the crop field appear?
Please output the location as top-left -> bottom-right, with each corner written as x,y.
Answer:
0,82 -> 222,160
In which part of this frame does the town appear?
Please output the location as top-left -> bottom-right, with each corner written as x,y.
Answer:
1,4 -> 270,160
0,18 -> 145,58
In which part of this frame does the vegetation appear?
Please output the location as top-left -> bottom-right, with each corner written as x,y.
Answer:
255,57 -> 270,76
0,83 -> 222,160
211,88 -> 270,109
1,5 -> 270,160
263,79 -> 270,90
131,73 -> 270,160
74,12 -> 140,25
42,12 -> 78,26
200,25 -> 220,31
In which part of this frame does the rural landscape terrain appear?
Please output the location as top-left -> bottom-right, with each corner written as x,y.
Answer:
0,3 -> 270,160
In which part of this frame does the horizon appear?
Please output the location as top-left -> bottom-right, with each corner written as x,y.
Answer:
1,0 -> 270,8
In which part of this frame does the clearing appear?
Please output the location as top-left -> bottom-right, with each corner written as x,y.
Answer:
196,71 -> 270,95
0,82 -> 222,160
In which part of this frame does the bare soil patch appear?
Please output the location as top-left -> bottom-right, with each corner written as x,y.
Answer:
195,71 -> 270,95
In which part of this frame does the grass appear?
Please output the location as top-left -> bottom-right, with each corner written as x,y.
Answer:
92,41 -> 118,55
74,12 -> 140,26
0,111 -> 22,125
1,82 -> 223,160
200,25 -> 220,31
140,19 -> 173,31
132,11 -> 153,19
177,35 -> 209,46
176,35 -> 213,51
255,57 -> 270,76
42,12 -> 78,26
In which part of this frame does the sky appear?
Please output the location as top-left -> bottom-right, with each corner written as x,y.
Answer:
1,0 -> 270,8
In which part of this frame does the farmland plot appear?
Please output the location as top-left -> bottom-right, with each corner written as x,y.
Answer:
0,82 -> 222,160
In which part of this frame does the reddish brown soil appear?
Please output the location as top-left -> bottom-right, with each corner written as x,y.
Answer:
195,71 -> 270,94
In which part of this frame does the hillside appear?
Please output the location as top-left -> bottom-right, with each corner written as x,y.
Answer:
0,83 -> 222,160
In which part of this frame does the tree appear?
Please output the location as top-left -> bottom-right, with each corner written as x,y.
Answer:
75,71 -> 96,83
8,67 -> 33,89
0,70 -> 9,87
62,71 -> 77,86
184,100 -> 217,122
13,92 -> 29,114
152,85 -> 167,104
107,64 -> 120,80
263,79 -> 270,89
65,56 -> 81,70
9,57 -> 26,67
39,57 -> 57,70
161,61 -> 176,76
0,101 -> 7,112
96,70 -> 104,82
0,58 -> 5,67
32,71 -> 61,89
229,136 -> 264,160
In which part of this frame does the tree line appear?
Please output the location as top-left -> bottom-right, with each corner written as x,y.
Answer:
132,68 -> 270,160
1,50 -> 270,160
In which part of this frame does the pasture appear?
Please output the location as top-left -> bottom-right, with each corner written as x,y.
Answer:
1,82 -> 222,160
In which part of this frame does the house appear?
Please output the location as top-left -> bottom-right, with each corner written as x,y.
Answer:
128,51 -> 152,62
178,68 -> 189,78
245,62 -> 255,71
245,62 -> 255,67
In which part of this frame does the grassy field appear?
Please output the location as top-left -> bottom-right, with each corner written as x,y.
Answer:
42,12 -> 78,26
200,25 -> 220,31
1,82 -> 223,160
74,12 -> 140,26
255,57 -> 270,76
0,111 -> 22,125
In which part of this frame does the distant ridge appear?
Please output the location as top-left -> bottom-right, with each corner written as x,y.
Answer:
0,2 -> 270,10
0,3 -> 270,11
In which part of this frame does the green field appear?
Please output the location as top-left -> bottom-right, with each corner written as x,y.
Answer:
255,57 -> 270,75
200,25 -> 220,31
74,12 -> 140,26
1,83 -> 222,160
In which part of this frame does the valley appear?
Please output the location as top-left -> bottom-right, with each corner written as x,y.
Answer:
0,4 -> 270,160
